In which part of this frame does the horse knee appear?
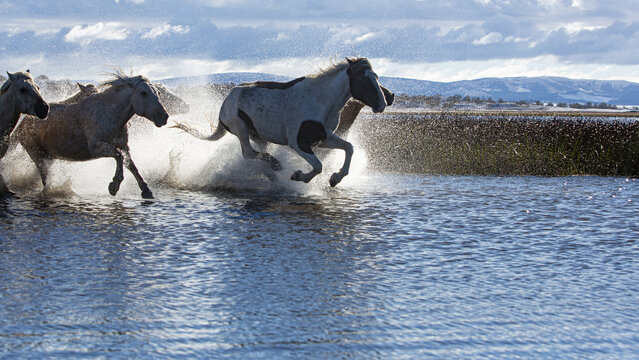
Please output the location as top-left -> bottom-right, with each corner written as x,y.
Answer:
241,147 -> 259,160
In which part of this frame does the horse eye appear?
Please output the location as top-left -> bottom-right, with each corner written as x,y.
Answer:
140,91 -> 148,97
19,87 -> 27,93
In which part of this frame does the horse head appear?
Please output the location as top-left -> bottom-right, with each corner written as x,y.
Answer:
2,70 -> 49,119
153,83 -> 190,116
77,82 -> 98,97
129,77 -> 169,127
346,57 -> 386,113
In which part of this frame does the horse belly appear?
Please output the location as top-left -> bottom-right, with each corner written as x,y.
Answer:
40,124 -> 92,161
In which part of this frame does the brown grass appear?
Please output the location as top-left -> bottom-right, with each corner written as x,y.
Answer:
355,112 -> 639,176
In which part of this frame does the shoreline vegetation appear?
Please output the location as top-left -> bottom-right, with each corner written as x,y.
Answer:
357,112 -> 639,176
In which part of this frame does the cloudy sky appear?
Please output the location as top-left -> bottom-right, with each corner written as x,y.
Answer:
1,0 -> 639,82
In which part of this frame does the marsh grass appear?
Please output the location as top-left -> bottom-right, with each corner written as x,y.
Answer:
357,111 -> 639,176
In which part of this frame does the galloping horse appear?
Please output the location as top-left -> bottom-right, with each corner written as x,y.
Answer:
1,70 -> 49,194
174,57 -> 387,187
14,71 -> 168,199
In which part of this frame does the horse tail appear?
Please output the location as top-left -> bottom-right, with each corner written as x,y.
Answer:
207,117 -> 227,141
171,117 -> 227,142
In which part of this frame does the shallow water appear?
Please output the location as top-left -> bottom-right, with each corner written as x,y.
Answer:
1,174 -> 638,359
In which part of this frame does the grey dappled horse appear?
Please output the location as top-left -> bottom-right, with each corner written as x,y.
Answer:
174,57 -> 388,187
14,71 -> 168,199
0,70 -> 49,194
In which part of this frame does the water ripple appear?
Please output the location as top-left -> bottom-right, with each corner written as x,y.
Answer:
1,175 -> 638,358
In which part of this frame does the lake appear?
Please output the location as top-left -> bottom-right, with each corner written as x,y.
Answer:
1,173 -> 638,359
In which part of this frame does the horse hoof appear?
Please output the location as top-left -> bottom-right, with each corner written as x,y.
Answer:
141,189 -> 154,199
291,170 -> 304,182
329,173 -> 341,187
108,181 -> 120,196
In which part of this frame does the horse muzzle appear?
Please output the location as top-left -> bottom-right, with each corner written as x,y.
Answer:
35,101 -> 49,119
372,103 -> 386,113
153,112 -> 169,127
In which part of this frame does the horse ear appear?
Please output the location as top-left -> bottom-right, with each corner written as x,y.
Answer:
77,82 -> 86,91
346,57 -> 355,65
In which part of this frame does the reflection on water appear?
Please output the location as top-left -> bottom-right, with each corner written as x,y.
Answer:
1,175 -> 638,358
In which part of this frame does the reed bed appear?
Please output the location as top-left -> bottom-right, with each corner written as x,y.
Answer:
356,112 -> 639,176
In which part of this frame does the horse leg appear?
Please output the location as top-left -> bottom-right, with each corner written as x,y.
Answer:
109,151 -> 125,196
20,141 -> 52,192
236,128 -> 281,171
0,140 -> 12,195
122,150 -> 153,199
319,135 -> 354,187
34,159 -> 53,191
254,138 -> 278,181
87,141 -> 125,196
289,146 -> 323,183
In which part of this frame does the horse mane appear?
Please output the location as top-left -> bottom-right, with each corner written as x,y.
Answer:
99,69 -> 149,90
307,57 -> 371,80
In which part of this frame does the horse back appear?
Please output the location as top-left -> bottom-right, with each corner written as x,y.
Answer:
240,77 -> 305,90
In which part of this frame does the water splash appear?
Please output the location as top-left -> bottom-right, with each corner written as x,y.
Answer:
1,83 -> 370,198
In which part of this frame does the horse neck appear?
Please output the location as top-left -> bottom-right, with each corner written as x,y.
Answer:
308,68 -> 352,118
0,90 -> 20,133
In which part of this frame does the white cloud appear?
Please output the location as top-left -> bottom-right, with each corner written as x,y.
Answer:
372,55 -> 639,83
64,22 -> 128,45
141,24 -> 189,39
473,32 -> 503,45
354,32 -> 377,43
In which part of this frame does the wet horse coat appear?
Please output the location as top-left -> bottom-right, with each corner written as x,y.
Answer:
0,71 -> 49,194
174,57 -> 387,187
14,71 -> 168,198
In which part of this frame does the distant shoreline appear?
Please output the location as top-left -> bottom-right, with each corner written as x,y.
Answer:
363,108 -> 639,118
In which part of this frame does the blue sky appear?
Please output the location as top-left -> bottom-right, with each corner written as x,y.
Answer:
2,0 -> 639,82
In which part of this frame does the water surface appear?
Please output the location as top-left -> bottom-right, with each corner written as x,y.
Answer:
1,174 -> 638,358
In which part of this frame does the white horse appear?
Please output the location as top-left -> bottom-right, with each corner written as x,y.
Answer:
174,57 -> 387,187
14,71 -> 168,199
1,70 -> 49,194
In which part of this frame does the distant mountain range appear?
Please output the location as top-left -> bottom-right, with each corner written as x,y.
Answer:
161,73 -> 639,105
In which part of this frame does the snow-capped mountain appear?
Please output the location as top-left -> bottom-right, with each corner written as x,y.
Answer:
160,73 -> 639,105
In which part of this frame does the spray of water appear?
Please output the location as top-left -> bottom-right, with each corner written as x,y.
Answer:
1,80 -> 370,199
